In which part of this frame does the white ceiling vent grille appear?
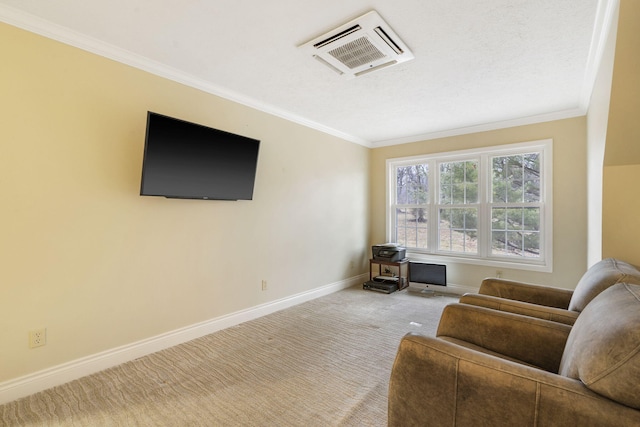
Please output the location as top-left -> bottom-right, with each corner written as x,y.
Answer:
300,11 -> 414,78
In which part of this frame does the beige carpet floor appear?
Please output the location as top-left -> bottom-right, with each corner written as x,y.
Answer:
1,286 -> 457,426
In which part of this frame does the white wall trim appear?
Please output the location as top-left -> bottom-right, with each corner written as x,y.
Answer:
371,108 -> 584,147
0,3 -> 608,150
0,4 -> 371,148
0,274 -> 367,405
579,0 -> 619,111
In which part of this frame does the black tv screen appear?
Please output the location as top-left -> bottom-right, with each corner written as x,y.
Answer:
140,112 -> 260,200
409,262 -> 447,286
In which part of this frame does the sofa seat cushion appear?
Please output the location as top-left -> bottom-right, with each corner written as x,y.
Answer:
568,258 -> 640,312
559,283 -> 640,409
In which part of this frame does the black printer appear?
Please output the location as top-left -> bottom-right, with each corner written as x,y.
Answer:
372,243 -> 406,262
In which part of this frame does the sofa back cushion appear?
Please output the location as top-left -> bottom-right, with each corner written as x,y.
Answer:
568,258 -> 640,312
559,283 -> 640,409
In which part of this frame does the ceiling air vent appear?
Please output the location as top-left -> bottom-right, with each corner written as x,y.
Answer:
300,11 -> 414,78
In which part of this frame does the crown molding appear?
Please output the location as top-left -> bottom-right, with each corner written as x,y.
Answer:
0,4 -> 372,148
370,108 -> 586,148
1,2 -> 615,150
579,0 -> 619,111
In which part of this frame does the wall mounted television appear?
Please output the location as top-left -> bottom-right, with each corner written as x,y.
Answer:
140,112 -> 260,201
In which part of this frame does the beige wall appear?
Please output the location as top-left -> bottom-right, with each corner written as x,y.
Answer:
602,0 -> 640,265
603,165 -> 640,262
603,0 -> 640,168
0,23 -> 370,382
370,117 -> 588,290
3,0 -> 635,390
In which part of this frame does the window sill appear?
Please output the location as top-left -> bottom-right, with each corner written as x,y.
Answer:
406,251 -> 552,273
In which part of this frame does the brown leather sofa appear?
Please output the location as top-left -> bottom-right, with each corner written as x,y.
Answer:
459,258 -> 640,325
388,283 -> 640,426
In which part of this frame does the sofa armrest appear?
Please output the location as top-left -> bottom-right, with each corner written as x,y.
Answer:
459,293 -> 579,325
388,333 -> 640,427
479,277 -> 574,309
436,303 -> 571,372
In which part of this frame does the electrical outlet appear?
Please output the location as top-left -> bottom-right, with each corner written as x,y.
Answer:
261,280 -> 268,291
496,270 -> 503,278
29,328 -> 46,348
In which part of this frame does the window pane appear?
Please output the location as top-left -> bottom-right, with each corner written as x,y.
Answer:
507,208 -> 522,230
439,160 -> 478,205
465,209 -> 478,229
397,208 -> 411,247
438,208 -> 478,254
507,231 -> 523,253
523,232 -> 540,257
465,161 -> 479,182
492,157 -> 507,202
452,162 -> 465,183
396,228 -> 407,247
508,179 -> 524,203
394,164 -> 430,250
395,208 -> 428,249
452,184 -> 465,204
462,230 -> 477,252
466,183 -> 478,203
396,207 -> 407,227
507,156 -> 523,179
439,228 -> 452,251
395,208 -> 407,246
524,153 -> 541,202
491,207 -> 540,258
416,226 -> 428,248
523,207 -> 540,230
524,180 -> 540,202
440,163 -> 453,184
440,184 -> 451,204
439,208 -> 451,223
492,230 -> 507,254
396,164 -> 429,204
492,153 -> 541,203
492,208 -> 506,229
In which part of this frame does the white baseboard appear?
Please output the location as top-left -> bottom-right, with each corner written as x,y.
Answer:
0,274 -> 367,405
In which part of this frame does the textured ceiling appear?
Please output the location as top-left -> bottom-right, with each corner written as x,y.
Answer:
0,1 -> 614,147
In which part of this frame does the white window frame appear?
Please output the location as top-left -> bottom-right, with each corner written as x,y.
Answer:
386,139 -> 553,272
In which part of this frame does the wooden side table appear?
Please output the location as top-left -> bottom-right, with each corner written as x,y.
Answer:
369,258 -> 410,290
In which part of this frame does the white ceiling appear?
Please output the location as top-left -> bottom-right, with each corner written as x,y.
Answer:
0,1 -> 615,147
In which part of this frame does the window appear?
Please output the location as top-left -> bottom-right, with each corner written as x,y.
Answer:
490,153 -> 541,258
386,140 -> 552,271
395,164 -> 429,248
438,160 -> 478,254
